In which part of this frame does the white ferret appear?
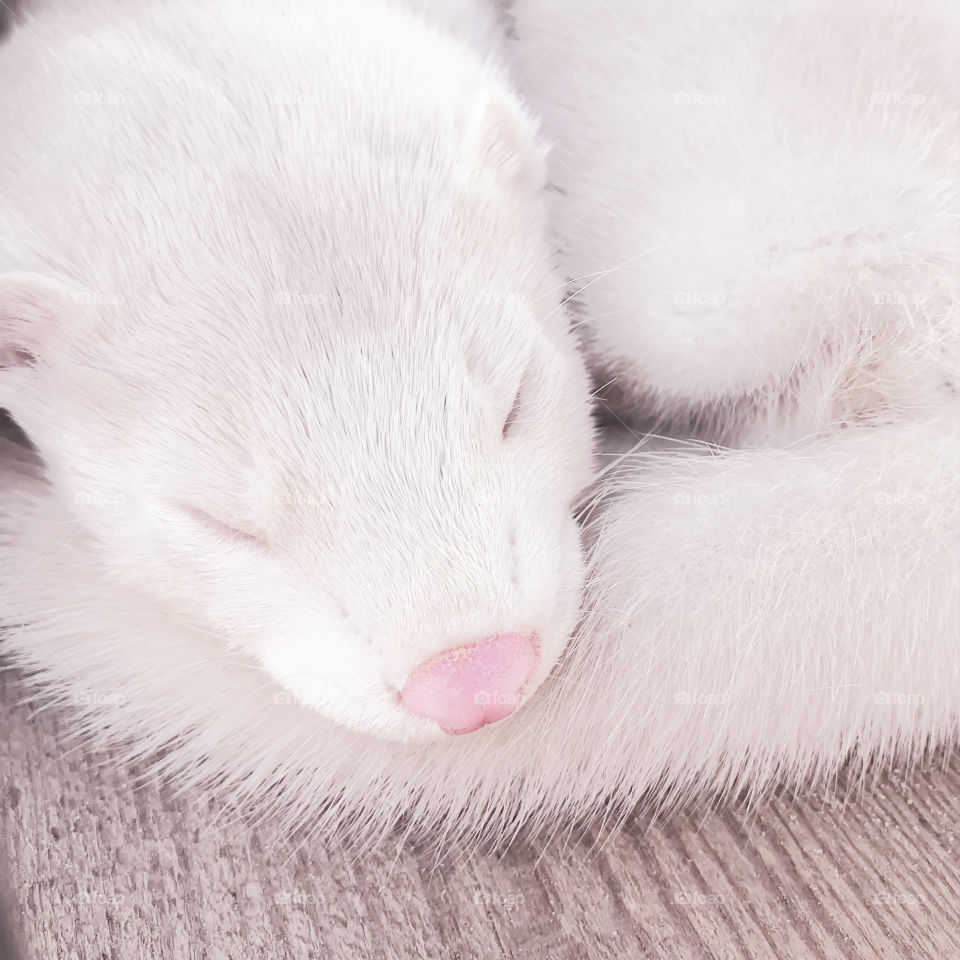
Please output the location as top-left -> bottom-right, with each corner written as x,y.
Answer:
0,0 -> 957,846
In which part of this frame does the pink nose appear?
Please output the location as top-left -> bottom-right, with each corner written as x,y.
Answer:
400,633 -> 538,735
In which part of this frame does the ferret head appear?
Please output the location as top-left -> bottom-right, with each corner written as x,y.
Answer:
0,66 -> 595,740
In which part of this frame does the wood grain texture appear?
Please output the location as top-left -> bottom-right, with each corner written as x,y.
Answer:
1,670 -> 957,960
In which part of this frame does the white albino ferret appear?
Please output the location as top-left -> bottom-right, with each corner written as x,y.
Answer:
0,0 -> 958,845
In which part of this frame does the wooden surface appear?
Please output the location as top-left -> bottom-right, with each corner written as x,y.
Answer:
0,670 -> 957,960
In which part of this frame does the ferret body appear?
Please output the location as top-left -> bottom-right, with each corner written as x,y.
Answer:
507,0 -> 960,448
0,0 -> 957,844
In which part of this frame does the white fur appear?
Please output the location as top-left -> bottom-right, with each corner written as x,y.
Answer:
0,0 -> 958,848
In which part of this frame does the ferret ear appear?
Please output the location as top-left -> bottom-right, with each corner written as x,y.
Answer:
462,92 -> 549,191
0,272 -> 76,369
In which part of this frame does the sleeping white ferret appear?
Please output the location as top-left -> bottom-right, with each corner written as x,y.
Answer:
0,0 -> 957,845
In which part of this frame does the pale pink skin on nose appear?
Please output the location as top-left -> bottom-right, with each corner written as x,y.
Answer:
401,633 -> 538,735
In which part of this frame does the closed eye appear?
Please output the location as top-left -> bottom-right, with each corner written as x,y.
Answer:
502,381 -> 524,439
182,506 -> 270,550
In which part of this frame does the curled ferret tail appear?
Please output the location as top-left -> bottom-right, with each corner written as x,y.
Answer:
575,411 -> 960,799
